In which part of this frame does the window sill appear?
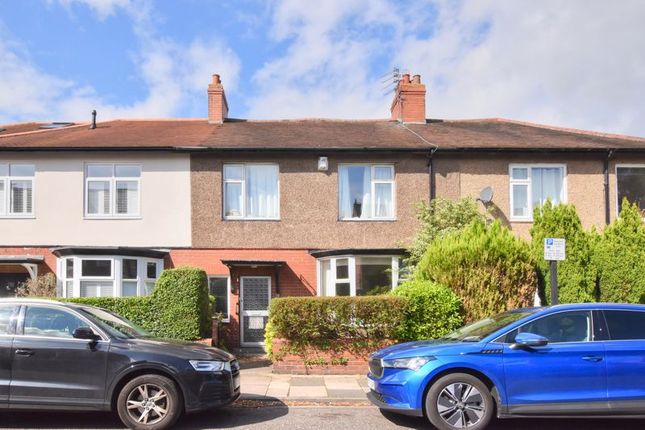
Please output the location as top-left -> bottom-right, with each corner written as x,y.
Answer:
84,216 -> 143,220
338,218 -> 397,222
223,218 -> 281,222
0,215 -> 36,219
509,218 -> 534,223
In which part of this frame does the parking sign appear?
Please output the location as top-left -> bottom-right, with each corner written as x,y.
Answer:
544,238 -> 566,261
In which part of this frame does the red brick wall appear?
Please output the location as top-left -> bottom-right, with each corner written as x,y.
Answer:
169,249 -> 317,348
0,247 -> 56,275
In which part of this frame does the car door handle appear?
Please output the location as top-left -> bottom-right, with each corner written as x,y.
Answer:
582,356 -> 603,362
15,349 -> 34,357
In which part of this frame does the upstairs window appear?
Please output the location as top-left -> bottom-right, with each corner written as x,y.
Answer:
223,164 -> 279,219
616,166 -> 645,218
509,164 -> 566,221
0,164 -> 35,217
339,164 -> 395,220
85,164 -> 141,218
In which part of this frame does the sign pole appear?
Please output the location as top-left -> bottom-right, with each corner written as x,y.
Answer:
550,260 -> 558,305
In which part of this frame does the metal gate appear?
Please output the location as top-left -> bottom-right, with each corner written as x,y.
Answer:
240,276 -> 271,347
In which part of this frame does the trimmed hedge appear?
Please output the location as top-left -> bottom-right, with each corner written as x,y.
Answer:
153,267 -> 210,340
417,220 -> 537,322
266,296 -> 408,358
62,267 -> 211,341
391,279 -> 463,341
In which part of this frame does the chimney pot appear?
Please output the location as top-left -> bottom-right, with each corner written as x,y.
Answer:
402,73 -> 411,84
412,74 -> 421,84
212,74 -> 221,84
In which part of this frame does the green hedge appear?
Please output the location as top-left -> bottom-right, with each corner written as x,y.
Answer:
417,220 -> 537,322
391,279 -> 463,341
62,267 -> 210,341
595,200 -> 645,303
266,296 -> 408,357
153,267 -> 210,340
530,201 -> 599,304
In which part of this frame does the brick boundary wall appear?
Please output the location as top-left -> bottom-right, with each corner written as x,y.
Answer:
271,338 -> 394,375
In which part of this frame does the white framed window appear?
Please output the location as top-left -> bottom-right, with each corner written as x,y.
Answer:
616,165 -> 645,218
223,164 -> 279,220
0,163 -> 35,217
58,255 -> 162,298
85,163 -> 141,218
208,276 -> 231,322
338,164 -> 395,220
317,255 -> 400,297
509,164 -> 566,221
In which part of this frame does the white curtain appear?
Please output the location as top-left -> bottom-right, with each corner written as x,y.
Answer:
532,167 -> 563,207
360,167 -> 371,219
246,165 -> 279,218
374,183 -> 393,218
339,167 -> 352,219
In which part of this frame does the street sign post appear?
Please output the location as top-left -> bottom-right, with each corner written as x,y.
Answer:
544,238 -> 566,305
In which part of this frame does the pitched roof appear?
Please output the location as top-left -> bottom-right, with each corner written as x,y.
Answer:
0,117 -> 644,152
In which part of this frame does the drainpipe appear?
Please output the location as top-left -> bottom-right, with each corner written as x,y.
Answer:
603,150 -> 614,225
428,148 -> 437,201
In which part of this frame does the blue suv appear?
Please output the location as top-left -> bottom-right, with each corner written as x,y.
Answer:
367,303 -> 645,430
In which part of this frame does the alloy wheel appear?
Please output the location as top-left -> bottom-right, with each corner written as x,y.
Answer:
436,382 -> 485,429
125,383 -> 169,425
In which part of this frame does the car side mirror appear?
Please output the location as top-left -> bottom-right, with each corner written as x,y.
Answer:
73,327 -> 100,341
511,332 -> 549,349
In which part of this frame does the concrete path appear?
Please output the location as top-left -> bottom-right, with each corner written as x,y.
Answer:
240,366 -> 370,401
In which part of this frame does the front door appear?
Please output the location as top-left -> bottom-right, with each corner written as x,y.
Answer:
10,305 -> 109,408
502,310 -> 608,415
240,276 -> 271,347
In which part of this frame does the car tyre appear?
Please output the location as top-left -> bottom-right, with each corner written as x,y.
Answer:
425,373 -> 494,430
117,374 -> 182,430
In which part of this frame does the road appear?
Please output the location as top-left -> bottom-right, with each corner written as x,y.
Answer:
1,405 -> 644,429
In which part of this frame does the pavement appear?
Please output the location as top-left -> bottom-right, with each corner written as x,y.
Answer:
239,364 -> 370,402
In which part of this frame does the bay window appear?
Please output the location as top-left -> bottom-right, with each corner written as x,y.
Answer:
339,164 -> 394,220
58,255 -> 161,298
617,165 -> 645,217
85,163 -> 141,217
509,164 -> 566,221
0,163 -> 34,217
223,164 -> 279,219
318,255 -> 400,297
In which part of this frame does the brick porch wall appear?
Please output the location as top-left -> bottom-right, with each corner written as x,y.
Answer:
0,247 -> 57,275
169,249 -> 317,349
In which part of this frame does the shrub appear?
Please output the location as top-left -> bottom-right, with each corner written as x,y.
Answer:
417,220 -> 537,322
63,297 -> 157,333
391,279 -> 463,341
16,273 -> 57,297
153,267 -> 210,340
266,296 -> 408,355
595,199 -> 645,303
530,201 -> 599,304
406,198 -> 486,269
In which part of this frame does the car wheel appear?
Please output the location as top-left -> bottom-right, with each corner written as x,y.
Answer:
116,374 -> 182,430
425,373 -> 494,430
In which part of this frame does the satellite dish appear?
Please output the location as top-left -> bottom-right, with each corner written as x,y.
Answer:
478,186 -> 493,204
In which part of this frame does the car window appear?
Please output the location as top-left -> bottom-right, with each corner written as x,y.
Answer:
0,305 -> 18,335
506,311 -> 591,343
604,310 -> 645,340
23,306 -> 86,339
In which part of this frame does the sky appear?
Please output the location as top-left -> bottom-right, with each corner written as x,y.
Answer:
1,0 -> 644,136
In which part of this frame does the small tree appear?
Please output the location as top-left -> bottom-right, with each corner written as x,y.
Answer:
529,201 -> 599,304
416,220 -> 537,322
406,198 -> 486,268
16,273 -> 57,297
595,199 -> 645,303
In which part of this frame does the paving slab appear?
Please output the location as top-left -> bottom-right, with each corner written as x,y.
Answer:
290,376 -> 325,386
288,385 -> 328,398
242,384 -> 269,397
326,389 -> 368,399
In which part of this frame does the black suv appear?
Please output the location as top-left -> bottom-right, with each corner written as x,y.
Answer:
0,299 -> 240,430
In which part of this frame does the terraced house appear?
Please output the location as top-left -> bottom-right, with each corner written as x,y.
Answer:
1,73 -> 644,349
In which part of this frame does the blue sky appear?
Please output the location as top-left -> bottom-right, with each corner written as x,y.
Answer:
1,0 -> 644,136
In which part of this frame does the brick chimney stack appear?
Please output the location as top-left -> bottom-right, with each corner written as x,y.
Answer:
390,73 -> 426,124
207,74 -> 228,124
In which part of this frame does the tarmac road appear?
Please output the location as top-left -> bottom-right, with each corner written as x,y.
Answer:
1,405 -> 644,429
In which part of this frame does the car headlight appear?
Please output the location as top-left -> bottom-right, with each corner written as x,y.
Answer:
382,356 -> 436,371
189,360 -> 231,372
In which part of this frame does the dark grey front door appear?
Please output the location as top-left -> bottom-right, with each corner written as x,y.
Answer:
240,276 -> 271,347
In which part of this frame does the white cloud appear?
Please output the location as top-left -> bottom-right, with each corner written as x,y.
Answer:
0,0 -> 240,123
248,0 -> 645,136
